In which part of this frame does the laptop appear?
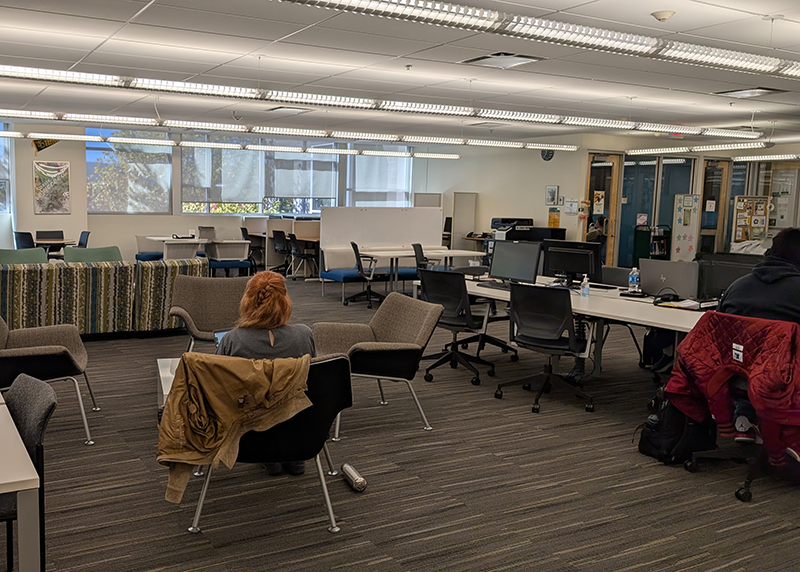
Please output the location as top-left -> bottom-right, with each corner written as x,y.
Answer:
213,329 -> 229,349
640,259 -> 699,300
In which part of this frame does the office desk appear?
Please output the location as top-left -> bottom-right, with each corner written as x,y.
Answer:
0,402 -> 40,572
368,248 -> 482,290
465,279 -> 702,373
34,238 -> 75,247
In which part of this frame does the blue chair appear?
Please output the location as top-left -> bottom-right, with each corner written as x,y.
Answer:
135,235 -> 163,262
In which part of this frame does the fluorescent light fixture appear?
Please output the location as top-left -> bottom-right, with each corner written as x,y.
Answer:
563,117 -> 636,129
637,160 -> 658,166
658,41 -> 781,73
403,136 -> 464,145
412,152 -> 460,160
477,109 -> 560,123
27,132 -> 103,142
130,78 -> 260,99
163,120 -> 248,132
627,146 -> 691,155
0,131 -> 24,138
591,162 -> 613,167
0,109 -> 58,120
178,141 -> 244,149
245,144 -> 305,153
251,126 -> 327,138
732,154 -> 799,162
304,147 -> 359,155
662,158 -> 687,164
636,123 -> 703,135
692,142 -> 766,152
63,113 -> 159,126
379,101 -> 473,116
778,62 -> 800,78
0,65 -> 121,86
106,137 -> 175,146
361,150 -> 412,157
466,139 -> 525,148
700,128 -> 760,140
266,91 -> 375,109
525,143 -> 579,151
624,161 -> 636,166
331,131 -> 400,141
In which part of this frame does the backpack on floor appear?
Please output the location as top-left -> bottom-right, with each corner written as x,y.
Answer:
638,387 -> 717,464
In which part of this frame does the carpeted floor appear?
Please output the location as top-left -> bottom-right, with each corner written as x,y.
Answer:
11,278 -> 800,571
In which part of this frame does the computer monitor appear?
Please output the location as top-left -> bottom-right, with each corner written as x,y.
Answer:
491,217 -> 534,230
488,240 -> 541,284
542,239 -> 603,286
443,217 -> 452,233
698,259 -> 757,300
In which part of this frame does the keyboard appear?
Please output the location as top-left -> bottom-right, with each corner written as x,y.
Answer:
476,281 -> 510,291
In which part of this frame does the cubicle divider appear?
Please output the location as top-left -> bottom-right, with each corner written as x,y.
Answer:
320,207 -> 442,250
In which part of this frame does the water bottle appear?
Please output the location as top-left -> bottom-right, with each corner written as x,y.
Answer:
341,463 -> 367,492
628,267 -> 640,292
580,274 -> 590,297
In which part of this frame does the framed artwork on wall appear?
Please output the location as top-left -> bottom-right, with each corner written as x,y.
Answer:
33,161 -> 71,214
545,185 -> 559,205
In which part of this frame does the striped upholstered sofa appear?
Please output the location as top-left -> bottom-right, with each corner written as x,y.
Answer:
0,258 -> 209,334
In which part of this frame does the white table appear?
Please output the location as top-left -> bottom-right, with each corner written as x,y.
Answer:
0,402 -> 40,572
366,247 -> 482,291
157,358 -> 180,410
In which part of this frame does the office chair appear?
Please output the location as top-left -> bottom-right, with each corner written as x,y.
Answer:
419,269 -> 502,386
344,242 -> 386,309
77,230 -> 90,248
269,230 -> 291,276
36,230 -> 64,259
0,374 -> 57,571
494,283 -> 594,413
288,233 -> 318,280
0,248 -> 48,264
241,227 -> 264,270
412,243 -> 441,272
63,245 -> 123,263
183,354 -> 353,534
13,231 -> 36,250
135,235 -> 163,261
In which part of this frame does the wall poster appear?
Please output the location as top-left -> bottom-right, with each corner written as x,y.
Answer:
593,190 -> 605,215
33,161 -> 71,214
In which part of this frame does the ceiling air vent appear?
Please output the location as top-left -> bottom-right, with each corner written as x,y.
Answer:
713,87 -> 787,99
265,106 -> 312,115
459,52 -> 543,69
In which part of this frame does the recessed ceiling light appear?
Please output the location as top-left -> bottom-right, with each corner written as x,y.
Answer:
460,52 -> 543,69
714,87 -> 787,99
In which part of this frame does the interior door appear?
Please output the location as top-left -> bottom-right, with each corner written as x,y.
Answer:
584,153 -> 621,266
700,160 -> 731,253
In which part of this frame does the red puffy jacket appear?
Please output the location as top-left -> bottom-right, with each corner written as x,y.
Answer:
665,311 -> 800,464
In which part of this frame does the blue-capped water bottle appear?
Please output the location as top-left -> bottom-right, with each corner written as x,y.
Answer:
628,266 -> 640,293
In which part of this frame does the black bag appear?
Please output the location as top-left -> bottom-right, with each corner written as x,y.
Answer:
638,387 -> 717,464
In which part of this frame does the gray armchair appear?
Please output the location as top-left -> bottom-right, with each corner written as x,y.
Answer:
168,275 -> 250,353
314,292 -> 443,436
0,317 -> 98,445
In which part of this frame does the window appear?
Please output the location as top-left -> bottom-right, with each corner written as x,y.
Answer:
86,129 -> 172,213
264,141 -> 337,215
346,144 -> 412,207
0,124 -> 10,214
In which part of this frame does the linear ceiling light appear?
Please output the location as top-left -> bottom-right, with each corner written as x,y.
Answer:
106,137 -> 175,146
0,131 -> 24,138
0,108 -> 58,120
379,101 -> 474,116
63,113 -> 159,126
476,109 -> 560,123
331,131 -> 400,141
700,128 -> 760,140
628,141 -> 767,154
637,160 -> 658,166
26,132 -> 104,142
251,126 -> 328,138
163,120 -> 249,132
657,41 -> 781,73
245,144 -> 305,152
563,117 -> 636,129
636,123 -> 703,135
402,136 -> 464,145
361,149 -> 412,157
525,142 -> 579,151
662,158 -> 687,164
591,162 -> 613,167
466,139 -> 525,148
412,152 -> 460,160
0,65 -> 121,86
627,146 -> 691,155
178,141 -> 243,149
266,90 -> 375,109
129,78 -> 260,99
732,154 -> 799,162
309,147 -> 360,155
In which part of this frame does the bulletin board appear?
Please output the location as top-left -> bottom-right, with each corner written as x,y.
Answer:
671,194 -> 700,262
733,197 -> 770,243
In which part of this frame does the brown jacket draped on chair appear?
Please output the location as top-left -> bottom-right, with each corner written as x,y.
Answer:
157,352 -> 312,503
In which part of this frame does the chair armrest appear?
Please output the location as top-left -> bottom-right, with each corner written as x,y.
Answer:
348,342 -> 423,381
6,324 -> 88,369
313,322 -> 375,355
0,346 -> 82,386
169,306 -> 212,340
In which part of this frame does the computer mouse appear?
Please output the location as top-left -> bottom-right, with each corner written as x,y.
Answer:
654,293 -> 681,304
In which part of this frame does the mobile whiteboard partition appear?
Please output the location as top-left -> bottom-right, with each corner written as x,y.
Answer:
292,220 -> 320,239
320,207 -> 443,249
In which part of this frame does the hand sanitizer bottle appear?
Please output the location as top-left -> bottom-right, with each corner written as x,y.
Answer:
580,274 -> 590,297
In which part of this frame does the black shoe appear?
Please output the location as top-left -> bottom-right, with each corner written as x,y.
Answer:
265,463 -> 283,476
284,461 -> 306,475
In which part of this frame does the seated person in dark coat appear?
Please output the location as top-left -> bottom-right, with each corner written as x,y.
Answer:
216,270 -> 316,475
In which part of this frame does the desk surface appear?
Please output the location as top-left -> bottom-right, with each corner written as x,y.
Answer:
0,404 -> 39,495
34,238 -> 75,246
364,247 -> 480,258
466,279 -> 701,333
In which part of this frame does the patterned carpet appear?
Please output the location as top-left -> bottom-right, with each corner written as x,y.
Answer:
13,279 -> 800,571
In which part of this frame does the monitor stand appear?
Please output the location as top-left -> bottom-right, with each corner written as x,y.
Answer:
552,273 -> 574,289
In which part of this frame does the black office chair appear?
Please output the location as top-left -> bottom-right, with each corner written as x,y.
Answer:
0,374 -> 57,572
412,243 -> 441,272
186,355 -> 353,534
77,230 -> 90,248
269,230 -> 291,275
288,233 -> 318,280
13,231 -> 36,250
241,227 -> 264,271
344,242 -> 386,309
494,283 -> 594,413
36,230 -> 64,259
419,269 -> 501,386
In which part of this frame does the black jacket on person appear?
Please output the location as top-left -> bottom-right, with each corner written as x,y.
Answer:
718,257 -> 800,325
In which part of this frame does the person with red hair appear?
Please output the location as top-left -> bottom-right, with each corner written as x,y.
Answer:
216,270 -> 315,474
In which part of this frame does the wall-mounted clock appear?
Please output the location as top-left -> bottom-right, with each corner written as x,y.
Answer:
541,149 -> 555,161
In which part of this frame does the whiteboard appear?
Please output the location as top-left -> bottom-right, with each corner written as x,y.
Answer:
413,193 -> 442,207
320,207 -> 443,249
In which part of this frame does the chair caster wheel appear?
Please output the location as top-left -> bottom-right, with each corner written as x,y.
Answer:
343,301 -> 349,306
450,361 -> 458,368
367,304 -> 373,309
532,404 -> 540,413
424,373 -> 433,382
510,354 -> 519,362
684,460 -> 699,473
471,377 -> 481,386
494,390 -> 503,399
461,343 -> 469,349
487,369 -> 495,377
501,347 -> 508,353
292,277 -> 297,281
522,383 -> 531,391
585,404 -> 595,413
735,487 -> 752,502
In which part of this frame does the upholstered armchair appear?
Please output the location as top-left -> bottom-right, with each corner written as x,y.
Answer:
314,292 -> 443,436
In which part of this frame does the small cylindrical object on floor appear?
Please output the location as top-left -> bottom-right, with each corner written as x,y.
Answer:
341,463 -> 367,492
